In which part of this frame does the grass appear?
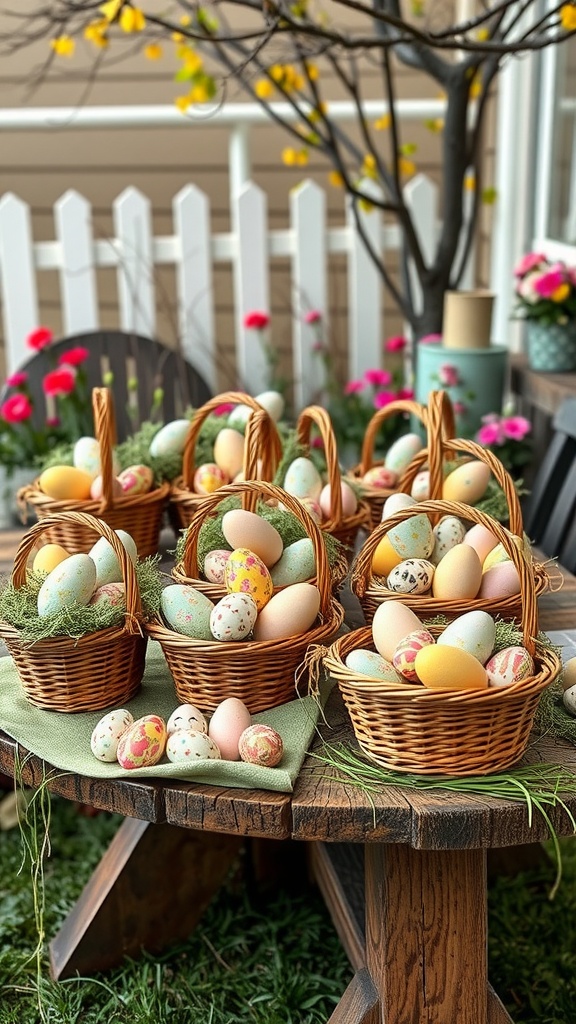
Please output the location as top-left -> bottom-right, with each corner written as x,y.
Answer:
1,786 -> 576,1023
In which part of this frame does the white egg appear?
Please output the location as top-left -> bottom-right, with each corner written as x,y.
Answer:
166,729 -> 221,763
167,704 -> 208,735
37,553 -> 97,617
73,436 -> 120,481
210,593 -> 258,641
91,709 -> 134,762
410,470 -> 430,501
381,492 -> 417,521
563,684 -> 576,716
88,530 -> 138,587
384,433 -> 424,475
437,611 -> 496,664
149,419 -> 190,458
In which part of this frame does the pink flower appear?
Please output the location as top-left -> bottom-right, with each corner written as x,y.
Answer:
213,402 -> 235,416
373,390 -> 396,409
42,367 -> 76,397
501,415 -> 531,441
438,363 -> 460,387
344,379 -> 364,395
5,371 -> 28,387
26,326 -> 53,351
310,436 -> 324,449
453,401 -> 467,415
534,266 -> 567,299
514,252 -> 547,278
1,393 -> 33,423
384,335 -> 407,353
364,368 -> 392,387
243,310 -> 270,330
304,309 -> 322,324
46,416 -> 60,427
395,387 -> 414,400
419,333 -> 442,345
477,422 -> 504,446
58,346 -> 89,367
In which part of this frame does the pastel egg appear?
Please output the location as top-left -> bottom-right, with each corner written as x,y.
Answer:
393,628 -> 435,682
485,646 -> 535,687
90,708 -> 134,762
562,657 -> 576,692
414,645 -> 489,691
387,513 -> 434,560
410,471 -> 430,501
432,544 -> 482,600
252,582 -> 320,641
88,530 -> 138,587
482,533 -> 531,572
478,561 -> 521,600
167,703 -> 208,735
442,461 -> 491,504
117,464 -> 154,496
37,553 -> 97,617
254,390 -> 285,422
210,592 -> 258,641
221,509 -> 283,567
298,497 -> 323,524
208,697 -> 252,761
166,729 -> 221,763
31,543 -> 70,577
283,457 -> 323,501
89,582 -> 126,610
203,549 -> 232,584
238,724 -> 284,767
463,523 -> 499,564
224,548 -> 273,611
116,714 -> 167,769
270,538 -> 315,586
384,433 -> 424,475
90,474 -> 123,501
362,466 -> 398,489
213,428 -> 246,479
193,462 -> 228,494
319,481 -> 358,518
563,685 -> 576,716
386,558 -> 434,595
344,648 -> 403,682
381,492 -> 417,521
437,611 -> 496,664
431,516 -> 467,564
371,600 -> 424,662
73,436 -> 120,481
149,419 -> 190,458
160,584 -> 214,639
38,465 -> 93,501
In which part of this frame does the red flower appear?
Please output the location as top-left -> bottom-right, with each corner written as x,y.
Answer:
213,402 -> 235,416
26,326 -> 53,351
58,346 -> 89,367
373,390 -> 396,409
384,335 -> 407,352
364,368 -> 392,387
5,371 -> 28,387
42,367 -> 76,397
304,309 -> 322,325
243,310 -> 270,330
1,393 -> 33,423
395,387 -> 414,400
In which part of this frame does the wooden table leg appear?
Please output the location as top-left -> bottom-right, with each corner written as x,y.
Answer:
50,818 -> 243,980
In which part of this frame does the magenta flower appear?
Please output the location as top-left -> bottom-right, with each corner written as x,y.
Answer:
304,309 -> 322,324
373,390 -> 396,409
384,335 -> 407,353
453,401 -> 467,415
344,379 -> 364,395
46,416 -> 60,428
26,326 -> 53,351
42,367 -> 76,397
534,266 -> 567,298
514,252 -> 547,278
501,416 -> 531,441
243,310 -> 270,330
5,371 -> 28,387
213,402 -> 235,416
364,367 -> 392,387
396,387 -> 414,400
58,346 -> 89,367
310,435 -> 324,449
0,393 -> 33,423
438,363 -> 460,387
419,333 -> 442,345
477,422 -> 504,446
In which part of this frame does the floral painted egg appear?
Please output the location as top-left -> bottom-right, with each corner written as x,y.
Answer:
210,592 -> 258,641
392,629 -> 435,682
386,558 -> 434,595
117,464 -> 154,496
88,530 -> 137,587
270,538 -> 315,587
298,496 -> 323,524
160,585 -> 214,639
238,724 -> 284,767
167,703 -> 208,735
203,549 -> 232,584
437,611 -> 496,664
37,553 -> 97,617
149,419 -> 190,458
344,648 -> 403,682
485,646 -> 534,687
387,513 -> 434,561
91,709 -> 134,762
283,457 -> 323,501
384,433 -> 424,475
431,516 -> 467,565
166,729 -> 221,763
89,582 -> 126,610
224,548 -> 273,611
362,466 -> 398,489
116,714 -> 167,769
193,462 -> 228,495
410,470 -> 430,501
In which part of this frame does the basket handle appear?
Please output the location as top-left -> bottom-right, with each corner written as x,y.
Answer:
181,479 -> 332,616
351,498 -> 537,653
241,410 -> 283,512
12,510 -> 143,633
296,405 -> 346,529
92,387 -> 118,512
358,398 -> 427,476
181,392 -> 277,490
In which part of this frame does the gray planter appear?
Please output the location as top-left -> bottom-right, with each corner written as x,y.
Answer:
526,320 -> 576,372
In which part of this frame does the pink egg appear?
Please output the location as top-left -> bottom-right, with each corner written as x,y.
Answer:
462,523 -> 499,564
478,561 -> 521,600
319,481 -> 358,518
118,464 -> 154,495
193,462 -> 228,494
90,475 -> 123,500
362,466 -> 398,489
392,629 -> 435,682
208,697 -> 252,761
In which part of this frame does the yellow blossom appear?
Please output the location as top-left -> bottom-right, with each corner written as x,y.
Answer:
361,153 -> 378,180
190,82 -> 210,104
282,147 -> 299,166
255,79 -> 274,99
328,170 -> 344,187
144,43 -> 163,60
398,156 -> 416,177
373,114 -> 390,131
469,74 -> 482,99
296,149 -> 309,166
84,20 -> 109,47
51,35 -> 75,56
120,6 -> 146,32
305,62 -> 319,81
424,117 -> 444,133
269,65 -> 284,83
476,27 -> 490,41
552,282 -> 571,302
464,171 -> 476,192
175,95 -> 192,113
180,14 -> 192,26
561,4 -> 576,30
99,0 -> 123,21
308,101 -> 327,123
181,49 -> 203,73
359,198 -> 374,212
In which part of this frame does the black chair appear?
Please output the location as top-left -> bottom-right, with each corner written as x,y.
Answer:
1,329 -> 212,442
523,396 -> 576,572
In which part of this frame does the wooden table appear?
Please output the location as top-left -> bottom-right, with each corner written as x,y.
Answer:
1,530 -> 576,1023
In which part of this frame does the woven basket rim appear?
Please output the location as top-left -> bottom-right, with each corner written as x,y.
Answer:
358,559 -> 550,609
20,478 -> 171,512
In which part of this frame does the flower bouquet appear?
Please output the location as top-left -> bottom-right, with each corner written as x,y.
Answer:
513,252 -> 576,371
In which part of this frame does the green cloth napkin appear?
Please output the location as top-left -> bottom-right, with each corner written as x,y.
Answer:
0,641 -> 329,794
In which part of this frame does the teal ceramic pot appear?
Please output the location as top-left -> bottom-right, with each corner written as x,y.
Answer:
415,343 -> 508,438
526,320 -> 576,372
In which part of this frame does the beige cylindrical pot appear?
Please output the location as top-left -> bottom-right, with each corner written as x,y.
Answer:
442,289 -> 495,349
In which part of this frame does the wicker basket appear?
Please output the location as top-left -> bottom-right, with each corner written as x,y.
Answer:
147,479 -> 344,713
347,390 -> 456,532
0,511 -> 148,713
351,437 -> 550,624
294,405 -> 370,555
168,392 -> 283,533
18,388 -> 169,556
324,500 -> 561,775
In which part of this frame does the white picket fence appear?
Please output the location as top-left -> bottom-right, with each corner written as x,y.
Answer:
0,174 -> 474,407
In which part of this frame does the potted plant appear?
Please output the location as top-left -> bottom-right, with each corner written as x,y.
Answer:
513,252 -> 576,371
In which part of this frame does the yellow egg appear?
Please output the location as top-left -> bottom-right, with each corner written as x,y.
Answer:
414,644 -> 488,690
38,465 -> 93,501
432,544 -> 482,600
224,548 -> 274,611
372,536 -> 404,577
442,461 -> 491,504
32,543 -> 70,576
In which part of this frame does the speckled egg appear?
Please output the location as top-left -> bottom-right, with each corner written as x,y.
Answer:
319,481 -> 358,519
437,611 -> 496,664
270,538 -> 315,586
149,419 -> 190,458
167,703 -> 208,735
210,592 -> 258,641
160,584 -> 214,639
193,462 -> 228,494
117,464 -> 154,496
91,708 -> 134,762
166,729 -> 221,763
88,530 -> 138,587
563,685 -> 576,716
344,648 -> 403,682
415,645 -> 489,691
283,457 -> 323,500
238,724 -> 284,767
392,628 -> 435,682
203,549 -> 232,584
298,497 -> 323,524
431,516 -> 467,564
89,582 -> 126,610
371,601 -> 424,662
485,646 -> 534,687
385,433 -> 424,475
362,466 -> 398,489
386,558 -> 434,595
74,436 -> 121,481
31,543 -> 70,577
410,470 -> 430,501
387,513 -> 434,561
208,697 -> 252,760
222,509 -> 283,567
442,461 -> 491,505
37,553 -> 97,617
213,428 -> 246,480
116,714 -> 167,769
224,548 -> 273,611
381,492 -> 417,521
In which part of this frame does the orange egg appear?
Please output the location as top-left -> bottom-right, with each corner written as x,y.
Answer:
442,461 -> 491,504
372,536 -> 404,577
414,645 -> 488,690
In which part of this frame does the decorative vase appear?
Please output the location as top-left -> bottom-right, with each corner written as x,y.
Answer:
442,290 -> 495,350
415,343 -> 508,438
525,320 -> 576,372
